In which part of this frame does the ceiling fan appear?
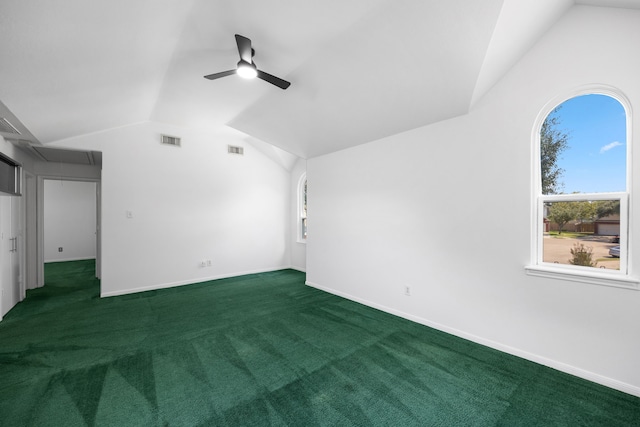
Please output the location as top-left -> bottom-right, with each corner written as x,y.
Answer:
204,34 -> 291,90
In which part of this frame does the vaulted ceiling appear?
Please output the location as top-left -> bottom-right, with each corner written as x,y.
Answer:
1,0 -> 638,160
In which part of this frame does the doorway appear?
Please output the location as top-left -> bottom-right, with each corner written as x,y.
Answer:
38,178 -> 101,287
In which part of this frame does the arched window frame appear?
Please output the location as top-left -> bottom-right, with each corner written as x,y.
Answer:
525,85 -> 638,289
297,173 -> 307,243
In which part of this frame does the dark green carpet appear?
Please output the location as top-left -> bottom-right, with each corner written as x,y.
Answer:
0,260 -> 638,426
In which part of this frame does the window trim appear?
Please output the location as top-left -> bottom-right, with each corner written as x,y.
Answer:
526,85 -> 638,290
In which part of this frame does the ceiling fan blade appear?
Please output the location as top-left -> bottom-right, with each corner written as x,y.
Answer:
235,34 -> 253,63
203,70 -> 236,80
257,70 -> 291,90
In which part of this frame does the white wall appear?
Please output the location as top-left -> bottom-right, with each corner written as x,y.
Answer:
44,180 -> 96,262
290,158 -> 307,271
306,5 -> 640,396
52,121 -> 291,296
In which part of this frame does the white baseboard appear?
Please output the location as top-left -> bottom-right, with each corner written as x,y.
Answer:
305,280 -> 640,398
101,266 -> 292,298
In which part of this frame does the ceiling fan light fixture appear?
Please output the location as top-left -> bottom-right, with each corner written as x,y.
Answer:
204,35 -> 290,89
237,61 -> 257,79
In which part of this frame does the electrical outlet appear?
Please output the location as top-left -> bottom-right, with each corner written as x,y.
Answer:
206,260 -> 212,267
404,285 -> 411,296
58,247 -> 63,252
200,261 -> 207,267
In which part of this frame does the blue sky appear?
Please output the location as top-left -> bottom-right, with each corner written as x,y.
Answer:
550,94 -> 626,193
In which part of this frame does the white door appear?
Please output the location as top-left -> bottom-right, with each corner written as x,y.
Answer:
12,192 -> 22,301
1,195 -> 21,318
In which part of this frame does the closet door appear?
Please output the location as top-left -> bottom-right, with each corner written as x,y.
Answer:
1,196 -> 21,318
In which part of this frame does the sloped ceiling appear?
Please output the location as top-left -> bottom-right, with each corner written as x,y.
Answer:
0,0 -> 637,161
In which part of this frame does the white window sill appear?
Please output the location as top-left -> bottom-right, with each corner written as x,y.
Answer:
525,265 -> 639,290
296,239 -> 307,244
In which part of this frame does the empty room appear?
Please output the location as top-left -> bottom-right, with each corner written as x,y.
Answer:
1,0 -> 640,425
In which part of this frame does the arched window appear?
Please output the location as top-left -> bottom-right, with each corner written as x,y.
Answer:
298,174 -> 307,242
527,88 -> 637,288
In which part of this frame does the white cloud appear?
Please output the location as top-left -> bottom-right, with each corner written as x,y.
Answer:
600,141 -> 623,154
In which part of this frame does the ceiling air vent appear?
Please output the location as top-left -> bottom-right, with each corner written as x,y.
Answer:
161,134 -> 181,147
0,117 -> 21,135
228,145 -> 244,155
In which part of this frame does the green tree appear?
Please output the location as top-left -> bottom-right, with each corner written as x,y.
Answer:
574,200 -> 596,222
594,200 -> 620,219
540,107 -> 570,195
548,202 -> 576,234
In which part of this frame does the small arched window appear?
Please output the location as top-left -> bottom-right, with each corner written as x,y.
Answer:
527,88 -> 637,288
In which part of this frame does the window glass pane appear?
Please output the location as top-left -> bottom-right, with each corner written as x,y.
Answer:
541,94 -> 626,194
302,218 -> 307,239
0,160 -> 16,194
300,178 -> 307,240
303,180 -> 307,217
542,200 -> 620,270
